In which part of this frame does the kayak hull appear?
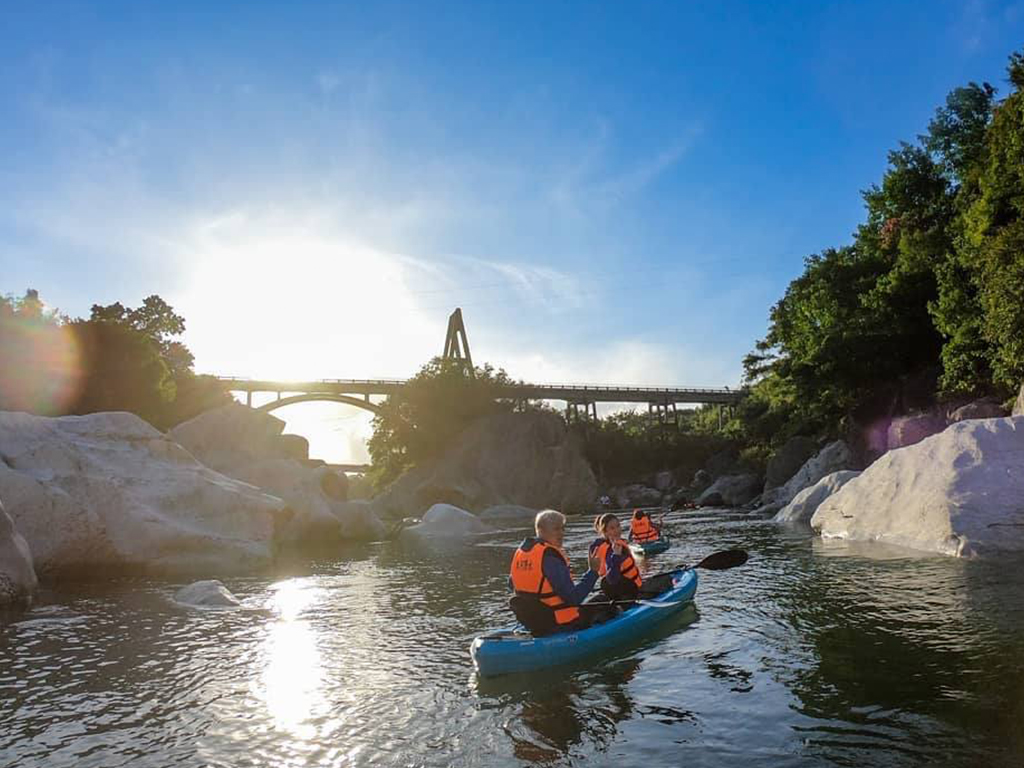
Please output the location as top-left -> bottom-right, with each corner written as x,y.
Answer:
631,536 -> 671,557
470,568 -> 697,677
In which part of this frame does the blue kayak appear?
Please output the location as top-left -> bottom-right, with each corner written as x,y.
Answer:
630,536 -> 671,557
470,568 -> 697,677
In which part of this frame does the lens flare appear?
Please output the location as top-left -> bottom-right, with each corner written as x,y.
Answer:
0,321 -> 83,414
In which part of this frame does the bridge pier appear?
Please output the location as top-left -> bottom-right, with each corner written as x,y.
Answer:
246,391 -> 252,408
648,401 -> 678,427
565,400 -> 598,424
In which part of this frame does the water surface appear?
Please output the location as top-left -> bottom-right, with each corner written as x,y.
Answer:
3,511 -> 1024,767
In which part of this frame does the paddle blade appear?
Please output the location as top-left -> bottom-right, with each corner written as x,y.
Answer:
694,549 -> 748,570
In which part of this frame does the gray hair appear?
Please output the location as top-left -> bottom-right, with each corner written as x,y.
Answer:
534,509 -> 566,535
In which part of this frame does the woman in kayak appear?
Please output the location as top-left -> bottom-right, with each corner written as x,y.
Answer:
629,508 -> 661,544
589,513 -> 643,602
508,509 -> 604,637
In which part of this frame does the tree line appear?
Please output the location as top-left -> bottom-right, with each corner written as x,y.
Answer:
0,290 -> 230,429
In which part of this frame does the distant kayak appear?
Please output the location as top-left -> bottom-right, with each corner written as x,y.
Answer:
470,568 -> 697,677
631,536 -> 671,557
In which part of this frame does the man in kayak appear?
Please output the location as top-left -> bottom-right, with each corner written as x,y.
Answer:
628,509 -> 661,544
508,509 -> 603,636
589,513 -> 643,601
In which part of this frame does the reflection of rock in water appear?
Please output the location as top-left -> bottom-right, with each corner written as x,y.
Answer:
772,541 -> 1024,764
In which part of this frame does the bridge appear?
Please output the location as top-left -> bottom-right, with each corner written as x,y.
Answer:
215,309 -> 744,425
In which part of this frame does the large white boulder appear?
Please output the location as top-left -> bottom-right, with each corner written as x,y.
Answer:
399,503 -> 491,540
170,405 -> 383,543
774,470 -> 860,524
0,411 -> 287,577
811,417 -> 1024,557
697,474 -> 761,507
0,497 -> 36,604
174,579 -> 241,608
760,440 -> 855,511
373,412 -> 597,518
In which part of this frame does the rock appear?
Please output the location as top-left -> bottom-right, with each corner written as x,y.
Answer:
811,417 -> 1024,556
0,498 -> 37,605
690,469 -> 712,491
613,484 -> 663,509
764,436 -> 818,490
231,460 -> 381,544
478,504 -> 539,525
0,411 -> 287,577
332,500 -> 388,541
278,434 -> 310,460
168,403 -> 290,474
399,503 -> 491,540
887,412 -> 948,451
373,412 -> 597,518
760,440 -> 856,510
174,579 -> 241,608
1014,383 -> 1024,417
653,471 -> 675,492
320,471 -> 349,501
171,405 -> 380,544
704,448 -> 740,479
697,474 -> 761,507
774,471 -> 861,525
949,399 -> 1006,422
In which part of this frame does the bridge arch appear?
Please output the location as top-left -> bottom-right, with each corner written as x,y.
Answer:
256,393 -> 383,416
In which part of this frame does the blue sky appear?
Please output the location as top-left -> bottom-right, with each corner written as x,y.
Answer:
2,1 -> 1023,459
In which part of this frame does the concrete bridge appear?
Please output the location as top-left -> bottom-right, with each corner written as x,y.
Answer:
216,308 -> 744,425
217,376 -> 743,424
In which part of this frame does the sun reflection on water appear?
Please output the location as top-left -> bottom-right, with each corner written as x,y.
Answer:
258,579 -> 325,740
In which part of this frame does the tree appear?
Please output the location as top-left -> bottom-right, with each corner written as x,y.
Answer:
367,357 -> 517,487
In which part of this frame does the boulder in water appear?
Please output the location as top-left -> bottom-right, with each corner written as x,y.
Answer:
373,412 -> 597,518
613,484 -> 663,509
174,579 -> 241,608
0,411 -> 286,577
0,498 -> 36,605
399,503 -> 491,540
812,417 -> 1024,556
774,471 -> 860,525
171,405 -> 380,544
697,474 -> 761,507
758,440 -> 856,512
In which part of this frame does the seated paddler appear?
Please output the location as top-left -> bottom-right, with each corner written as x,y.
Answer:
508,509 -> 602,636
589,513 -> 643,601
628,508 -> 661,544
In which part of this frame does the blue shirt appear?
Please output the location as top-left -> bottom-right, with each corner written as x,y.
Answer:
509,538 -> 597,605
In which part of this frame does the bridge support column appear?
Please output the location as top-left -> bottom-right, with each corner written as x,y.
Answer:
246,391 -> 252,408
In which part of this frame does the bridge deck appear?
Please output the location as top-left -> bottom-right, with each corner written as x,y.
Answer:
216,377 -> 743,405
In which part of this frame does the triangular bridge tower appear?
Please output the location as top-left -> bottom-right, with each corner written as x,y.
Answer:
442,307 -> 474,375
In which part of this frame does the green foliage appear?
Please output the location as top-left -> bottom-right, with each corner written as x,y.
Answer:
367,357 -> 517,488
583,409 -> 737,486
0,289 -> 228,428
747,48 -> 1024,444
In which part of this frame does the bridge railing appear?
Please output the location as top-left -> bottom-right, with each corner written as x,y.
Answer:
215,376 -> 739,395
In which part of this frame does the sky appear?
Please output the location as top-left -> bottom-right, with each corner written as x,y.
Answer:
2,1 -> 1023,462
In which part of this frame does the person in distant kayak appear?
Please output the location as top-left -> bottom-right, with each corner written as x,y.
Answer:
508,509 -> 603,636
589,513 -> 643,602
628,509 -> 661,544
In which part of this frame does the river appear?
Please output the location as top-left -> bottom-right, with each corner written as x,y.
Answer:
3,510 -> 1024,767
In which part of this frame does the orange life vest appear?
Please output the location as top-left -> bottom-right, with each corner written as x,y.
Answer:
509,539 -> 581,626
630,514 -> 659,543
594,538 -> 643,588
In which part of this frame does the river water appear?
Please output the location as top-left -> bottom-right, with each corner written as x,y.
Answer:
3,510 -> 1024,767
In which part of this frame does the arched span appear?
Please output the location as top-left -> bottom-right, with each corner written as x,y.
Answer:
256,393 -> 383,416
